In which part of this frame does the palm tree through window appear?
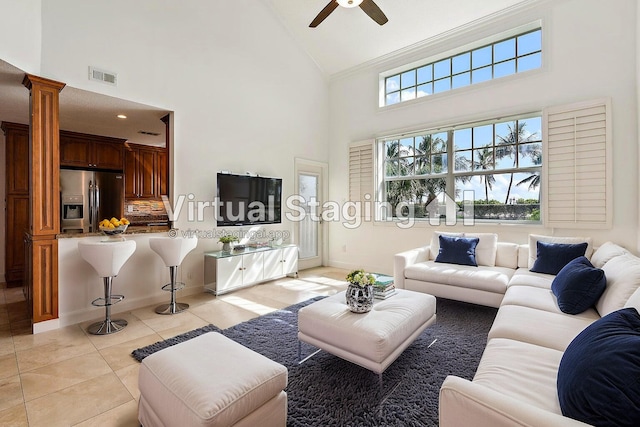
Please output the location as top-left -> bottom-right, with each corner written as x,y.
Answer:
381,114 -> 542,222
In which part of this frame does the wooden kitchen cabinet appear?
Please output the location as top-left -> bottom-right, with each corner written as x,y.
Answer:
3,123 -> 127,288
6,195 -> 29,285
156,148 -> 168,197
1,122 -> 29,287
60,131 -> 125,170
124,143 -> 167,199
138,148 -> 156,198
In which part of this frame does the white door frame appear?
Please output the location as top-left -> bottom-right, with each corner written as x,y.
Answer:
294,158 -> 328,270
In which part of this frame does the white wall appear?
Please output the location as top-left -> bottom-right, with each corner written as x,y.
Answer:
0,0 -> 41,74
637,0 -> 640,251
30,0 -> 329,297
0,0 -> 41,283
0,1 -> 328,323
327,0 -> 639,275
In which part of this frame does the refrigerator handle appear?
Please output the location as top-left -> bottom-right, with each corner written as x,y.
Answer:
95,184 -> 100,221
88,181 -> 93,226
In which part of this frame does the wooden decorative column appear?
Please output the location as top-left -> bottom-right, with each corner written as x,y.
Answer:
22,74 -> 66,325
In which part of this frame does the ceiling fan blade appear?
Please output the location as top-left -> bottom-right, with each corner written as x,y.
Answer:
309,1 -> 339,28
359,0 -> 388,25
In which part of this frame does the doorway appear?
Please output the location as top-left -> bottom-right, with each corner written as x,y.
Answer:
294,159 -> 328,270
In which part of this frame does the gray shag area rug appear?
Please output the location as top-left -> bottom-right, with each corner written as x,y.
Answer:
132,296 -> 497,426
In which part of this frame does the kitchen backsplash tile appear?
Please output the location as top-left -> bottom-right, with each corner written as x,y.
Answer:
125,200 -> 168,218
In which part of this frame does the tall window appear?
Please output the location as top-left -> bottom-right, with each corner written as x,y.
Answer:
382,28 -> 542,106
380,114 -> 542,222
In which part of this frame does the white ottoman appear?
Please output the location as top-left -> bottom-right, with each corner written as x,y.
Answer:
138,332 -> 288,427
298,289 -> 436,375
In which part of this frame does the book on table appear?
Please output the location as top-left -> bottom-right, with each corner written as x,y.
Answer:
371,273 -> 394,286
374,284 -> 396,299
369,272 -> 396,299
374,289 -> 397,299
374,283 -> 394,292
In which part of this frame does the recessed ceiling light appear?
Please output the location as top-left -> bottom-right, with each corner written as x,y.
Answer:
117,114 -> 127,119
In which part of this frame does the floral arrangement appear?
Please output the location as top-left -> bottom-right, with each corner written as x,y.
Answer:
218,235 -> 239,244
346,269 -> 376,287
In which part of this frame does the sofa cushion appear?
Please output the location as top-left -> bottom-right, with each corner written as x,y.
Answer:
557,308 -> 640,426
590,241 -> 628,268
474,338 -> 565,416
430,231 -> 463,260
404,261 -> 512,294
508,269 -> 554,290
495,242 -> 519,269
528,234 -> 593,269
597,253 -> 640,316
517,244 -> 529,268
551,256 -> 606,315
625,287 -> 640,312
531,241 -> 588,275
488,305 -> 599,351
435,235 -> 479,266
502,285 -> 559,312
464,233 -> 498,267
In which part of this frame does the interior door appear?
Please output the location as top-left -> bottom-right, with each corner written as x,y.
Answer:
295,159 -> 327,270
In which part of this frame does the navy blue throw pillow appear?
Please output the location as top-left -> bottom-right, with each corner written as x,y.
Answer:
435,235 -> 479,267
557,308 -> 640,426
551,256 -> 606,315
530,241 -> 588,275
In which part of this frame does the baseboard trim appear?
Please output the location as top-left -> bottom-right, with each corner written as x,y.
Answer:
33,318 -> 61,334
57,285 -> 206,329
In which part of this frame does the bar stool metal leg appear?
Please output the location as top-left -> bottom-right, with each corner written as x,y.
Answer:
155,266 -> 189,315
87,276 -> 128,335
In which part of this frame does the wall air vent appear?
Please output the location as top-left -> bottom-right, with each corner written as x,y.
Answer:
138,130 -> 161,136
88,66 -> 117,86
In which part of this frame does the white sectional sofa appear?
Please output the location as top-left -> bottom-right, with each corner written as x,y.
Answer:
394,235 -> 640,426
394,232 -> 524,308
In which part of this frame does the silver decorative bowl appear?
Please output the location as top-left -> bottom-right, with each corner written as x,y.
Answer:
99,224 -> 128,235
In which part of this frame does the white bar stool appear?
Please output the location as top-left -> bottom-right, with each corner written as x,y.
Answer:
149,236 -> 197,315
78,239 -> 137,335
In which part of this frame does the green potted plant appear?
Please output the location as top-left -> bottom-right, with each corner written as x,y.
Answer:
345,269 -> 376,313
219,235 -> 239,252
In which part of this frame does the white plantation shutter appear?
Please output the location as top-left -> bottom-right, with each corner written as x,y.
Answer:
348,141 -> 374,204
543,98 -> 612,229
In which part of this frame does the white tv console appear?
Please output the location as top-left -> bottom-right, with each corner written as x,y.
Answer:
204,244 -> 298,295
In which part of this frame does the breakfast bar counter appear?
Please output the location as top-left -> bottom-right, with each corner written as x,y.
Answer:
48,229 -> 201,334
56,225 -> 170,239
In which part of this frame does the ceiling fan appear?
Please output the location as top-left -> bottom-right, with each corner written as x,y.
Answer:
309,0 -> 388,28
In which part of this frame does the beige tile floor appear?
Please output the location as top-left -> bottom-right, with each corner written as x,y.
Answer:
0,267 -> 348,427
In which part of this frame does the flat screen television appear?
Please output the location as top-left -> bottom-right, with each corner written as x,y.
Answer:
217,173 -> 282,226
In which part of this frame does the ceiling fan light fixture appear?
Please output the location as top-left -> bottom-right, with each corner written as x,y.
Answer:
337,0 -> 363,8
309,0 -> 386,27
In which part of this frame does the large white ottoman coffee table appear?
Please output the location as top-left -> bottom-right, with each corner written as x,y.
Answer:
298,289 -> 436,376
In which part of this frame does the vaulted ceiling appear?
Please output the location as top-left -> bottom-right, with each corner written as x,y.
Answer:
267,0 -> 533,76
1,1 -> 533,144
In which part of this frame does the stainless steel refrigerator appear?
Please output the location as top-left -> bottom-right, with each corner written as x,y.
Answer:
60,169 -> 125,234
